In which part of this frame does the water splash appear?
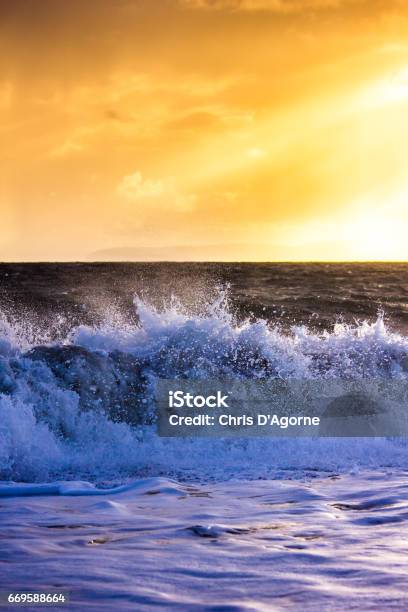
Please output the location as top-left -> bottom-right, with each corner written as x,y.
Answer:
1,288 -> 408,483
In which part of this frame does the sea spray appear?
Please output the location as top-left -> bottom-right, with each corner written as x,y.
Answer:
1,288 -> 408,483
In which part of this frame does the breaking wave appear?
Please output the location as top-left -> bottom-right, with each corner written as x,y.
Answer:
1,289 -> 408,483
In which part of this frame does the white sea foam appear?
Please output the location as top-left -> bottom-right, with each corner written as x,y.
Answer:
1,289 -> 408,483
1,471 -> 407,609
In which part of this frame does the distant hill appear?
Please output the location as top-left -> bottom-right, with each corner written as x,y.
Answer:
89,244 -> 283,262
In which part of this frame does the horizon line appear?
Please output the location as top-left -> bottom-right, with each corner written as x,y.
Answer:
1,260 -> 408,265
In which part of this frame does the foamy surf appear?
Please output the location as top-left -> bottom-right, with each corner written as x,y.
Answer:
1,289 -> 408,483
1,471 -> 407,610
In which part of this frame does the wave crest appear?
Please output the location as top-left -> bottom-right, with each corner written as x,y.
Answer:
1,289 -> 408,482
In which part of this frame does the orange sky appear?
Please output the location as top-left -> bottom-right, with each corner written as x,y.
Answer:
1,0 -> 408,261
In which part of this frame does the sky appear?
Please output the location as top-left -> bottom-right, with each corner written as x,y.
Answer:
1,0 -> 408,261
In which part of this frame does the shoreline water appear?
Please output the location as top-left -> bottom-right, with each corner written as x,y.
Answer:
1,470 -> 407,610
1,263 -> 407,608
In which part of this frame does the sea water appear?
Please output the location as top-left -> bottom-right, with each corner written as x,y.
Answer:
0,263 -> 407,609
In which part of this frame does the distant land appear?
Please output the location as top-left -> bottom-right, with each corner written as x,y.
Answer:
90,244 -> 277,262
89,242 -> 348,262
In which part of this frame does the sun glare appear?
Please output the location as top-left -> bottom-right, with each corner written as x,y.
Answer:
340,189 -> 408,260
364,67 -> 408,109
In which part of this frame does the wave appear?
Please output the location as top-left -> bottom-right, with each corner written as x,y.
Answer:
1,288 -> 408,483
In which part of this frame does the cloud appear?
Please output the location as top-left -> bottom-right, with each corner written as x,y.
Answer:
164,110 -> 225,133
180,0 -> 353,11
162,108 -> 253,137
117,172 -> 167,199
48,140 -> 84,158
117,171 -> 196,211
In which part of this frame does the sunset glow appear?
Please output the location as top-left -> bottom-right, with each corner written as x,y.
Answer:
1,0 -> 408,261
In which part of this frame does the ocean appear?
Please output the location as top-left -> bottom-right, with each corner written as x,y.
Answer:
1,263 -> 408,610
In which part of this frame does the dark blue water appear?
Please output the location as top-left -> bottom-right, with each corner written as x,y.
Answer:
1,262 -> 408,335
